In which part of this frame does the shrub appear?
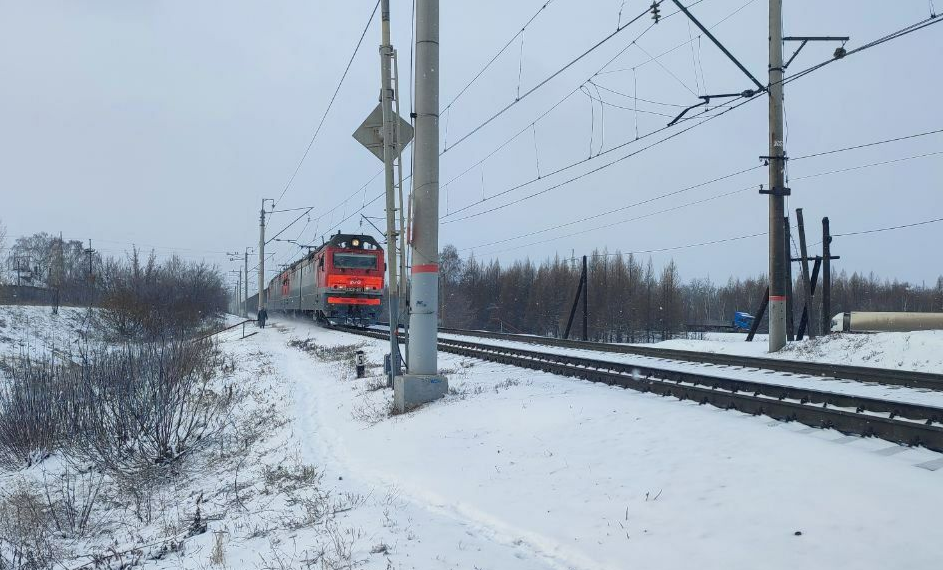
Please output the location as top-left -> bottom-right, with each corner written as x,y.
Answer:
73,340 -> 229,474
0,357 -> 73,468
0,481 -> 63,569
97,251 -> 228,341
0,340 -> 230,476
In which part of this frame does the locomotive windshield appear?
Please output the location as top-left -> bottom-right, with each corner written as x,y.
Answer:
333,252 -> 378,270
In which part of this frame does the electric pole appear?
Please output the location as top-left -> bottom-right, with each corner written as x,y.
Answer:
396,0 -> 447,411
767,0 -> 788,352
258,200 -> 272,316
54,231 -> 64,313
83,239 -> 96,306
244,248 -> 250,318
380,0 -> 403,381
822,216 -> 832,335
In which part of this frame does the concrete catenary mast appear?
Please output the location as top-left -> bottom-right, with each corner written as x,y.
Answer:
258,201 -> 266,316
396,0 -> 447,411
767,0 -> 787,352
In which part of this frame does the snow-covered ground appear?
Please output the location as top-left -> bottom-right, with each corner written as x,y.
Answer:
438,331 -> 943,409
3,309 -> 943,568
0,304 -> 96,360
185,314 -> 941,570
650,330 -> 943,374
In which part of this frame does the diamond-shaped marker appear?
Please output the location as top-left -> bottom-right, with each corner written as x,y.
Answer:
353,103 -> 414,162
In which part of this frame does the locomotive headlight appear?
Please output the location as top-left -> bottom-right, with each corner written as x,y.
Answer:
352,238 -> 361,247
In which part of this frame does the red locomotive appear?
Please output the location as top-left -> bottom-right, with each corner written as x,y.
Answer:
266,233 -> 384,326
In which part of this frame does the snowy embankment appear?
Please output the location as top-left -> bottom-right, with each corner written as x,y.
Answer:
650,330 -> 943,373
0,304 -> 96,360
203,315 -> 942,570
3,308 -> 942,568
437,331 -> 943,409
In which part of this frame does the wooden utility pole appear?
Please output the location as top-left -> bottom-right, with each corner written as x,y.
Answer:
54,232 -> 64,313
563,257 -> 587,341
822,216 -> 833,334
746,286 -> 770,342
582,255 -> 588,341
796,257 -> 821,340
784,216 -> 794,341
795,208 -> 817,337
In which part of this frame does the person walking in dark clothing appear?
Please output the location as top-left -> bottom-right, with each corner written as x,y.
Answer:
258,307 -> 268,328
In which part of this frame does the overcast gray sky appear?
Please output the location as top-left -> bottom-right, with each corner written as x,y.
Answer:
1,0 -> 941,288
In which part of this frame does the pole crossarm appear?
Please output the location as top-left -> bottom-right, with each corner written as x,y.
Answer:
783,36 -> 849,69
668,91 -> 757,126
670,0 -> 765,91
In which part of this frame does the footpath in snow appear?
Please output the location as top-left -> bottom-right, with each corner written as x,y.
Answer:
222,315 -> 943,570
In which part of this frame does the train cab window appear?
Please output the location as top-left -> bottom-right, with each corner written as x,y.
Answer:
333,253 -> 378,270
319,257 -> 324,271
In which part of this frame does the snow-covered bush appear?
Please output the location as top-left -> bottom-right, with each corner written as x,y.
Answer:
0,340 -> 231,475
0,358 -> 74,468
72,340 -> 231,475
96,252 -> 228,342
0,480 -> 64,569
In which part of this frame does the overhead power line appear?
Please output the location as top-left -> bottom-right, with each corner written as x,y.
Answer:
443,15 -> 943,226
283,0 -> 716,244
602,230 -> 770,257
442,0 -> 560,113
833,216 -> 943,238
437,0 -> 772,220
592,213 -> 943,259
792,127 -> 943,160
273,0 -> 381,207
442,0 -> 667,153
272,7 -> 940,269
437,0 -> 758,210
462,141 -> 943,255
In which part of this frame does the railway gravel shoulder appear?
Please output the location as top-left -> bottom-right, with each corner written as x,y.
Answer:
345,326 -> 943,453
437,332 -> 943,410
438,327 -> 943,391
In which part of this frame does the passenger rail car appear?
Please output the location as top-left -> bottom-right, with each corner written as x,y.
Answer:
266,233 -> 384,326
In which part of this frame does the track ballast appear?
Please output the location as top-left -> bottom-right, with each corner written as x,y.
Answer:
338,326 -> 943,453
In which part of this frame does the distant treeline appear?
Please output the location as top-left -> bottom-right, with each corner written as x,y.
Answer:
439,245 -> 943,342
1,231 -> 228,339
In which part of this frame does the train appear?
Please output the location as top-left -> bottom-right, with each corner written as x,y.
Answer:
264,232 -> 385,326
830,312 -> 943,333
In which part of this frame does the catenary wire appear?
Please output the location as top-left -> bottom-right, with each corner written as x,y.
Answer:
443,16 -> 943,225
443,0 -> 559,114
272,0 -> 381,207
461,143 -> 943,255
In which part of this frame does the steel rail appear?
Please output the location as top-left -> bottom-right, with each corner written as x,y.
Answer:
339,326 -> 943,452
436,327 -> 943,391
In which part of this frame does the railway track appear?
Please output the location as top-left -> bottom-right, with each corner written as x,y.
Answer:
436,327 -> 943,391
339,326 -> 943,453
